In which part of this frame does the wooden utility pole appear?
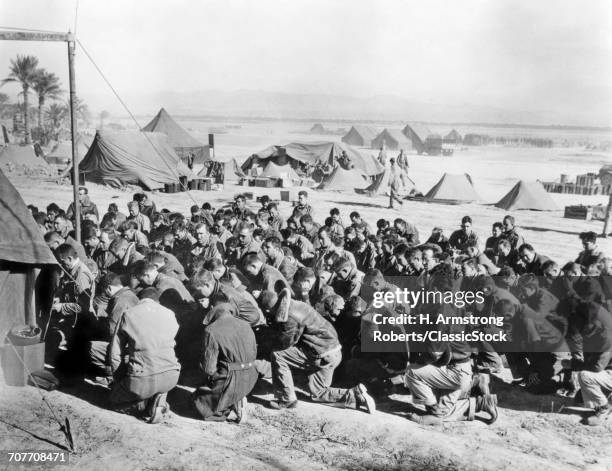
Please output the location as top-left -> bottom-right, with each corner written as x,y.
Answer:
67,33 -> 81,241
0,29 -> 81,241
602,194 -> 612,237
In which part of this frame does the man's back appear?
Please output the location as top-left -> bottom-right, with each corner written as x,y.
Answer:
217,283 -> 263,326
155,273 -> 193,303
279,300 -> 339,357
205,315 -> 257,370
118,299 -> 180,376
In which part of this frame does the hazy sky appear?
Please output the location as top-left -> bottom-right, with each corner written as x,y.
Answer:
1,0 -> 611,124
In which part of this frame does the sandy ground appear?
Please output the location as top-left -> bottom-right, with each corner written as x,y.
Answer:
2,139 -> 612,470
1,368 -> 612,471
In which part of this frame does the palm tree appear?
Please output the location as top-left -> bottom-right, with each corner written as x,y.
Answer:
45,103 -> 68,135
32,69 -> 62,129
66,96 -> 91,127
2,55 -> 39,143
0,93 -> 9,118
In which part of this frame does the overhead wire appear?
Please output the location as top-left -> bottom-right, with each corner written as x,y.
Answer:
0,25 -> 200,203
75,38 -> 200,205
0,26 -> 64,34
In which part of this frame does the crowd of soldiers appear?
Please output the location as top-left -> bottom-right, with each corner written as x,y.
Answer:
27,186 -> 612,426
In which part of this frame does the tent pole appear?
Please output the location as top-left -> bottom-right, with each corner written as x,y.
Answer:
67,33 -> 81,242
602,194 -> 612,238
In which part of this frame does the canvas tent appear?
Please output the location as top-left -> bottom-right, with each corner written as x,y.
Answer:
260,161 -> 300,181
317,165 -> 368,192
0,144 -> 52,173
197,153 -> 243,183
310,123 -> 325,134
342,125 -> 378,147
371,129 -> 412,151
0,168 -> 57,339
444,129 -> 462,145
495,180 -> 558,211
142,108 -> 210,163
402,123 -> 434,154
357,167 -> 419,197
424,173 -> 481,203
45,139 -> 90,165
79,131 -> 194,190
243,141 -> 382,177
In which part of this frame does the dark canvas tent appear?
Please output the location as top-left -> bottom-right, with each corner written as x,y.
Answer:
243,141 -> 382,177
495,180 -> 558,211
317,165 -> 368,192
402,123 -> 433,154
1,124 -> 9,145
342,125 -> 378,147
142,108 -> 210,163
424,173 -> 481,203
0,168 -> 57,338
79,130 -> 193,190
371,129 -> 412,151
0,144 -> 52,172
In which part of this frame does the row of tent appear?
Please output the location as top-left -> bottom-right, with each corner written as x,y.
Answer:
1,108 -> 214,190
314,167 -> 557,211
341,123 -> 462,152
55,109 -> 223,190
403,173 -> 558,211
242,142 -> 558,211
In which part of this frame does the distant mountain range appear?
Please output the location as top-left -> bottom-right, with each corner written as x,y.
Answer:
84,89 -> 611,128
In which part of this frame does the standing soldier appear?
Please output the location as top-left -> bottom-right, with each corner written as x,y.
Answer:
388,158 -> 404,209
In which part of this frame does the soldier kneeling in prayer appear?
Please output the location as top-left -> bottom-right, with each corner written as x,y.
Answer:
259,289 -> 376,413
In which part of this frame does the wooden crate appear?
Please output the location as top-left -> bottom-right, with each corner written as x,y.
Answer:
199,179 -> 212,191
280,190 -> 296,202
564,205 -> 593,221
254,178 -> 277,188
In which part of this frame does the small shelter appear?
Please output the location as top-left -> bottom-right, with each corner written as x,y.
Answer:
243,141 -> 382,177
310,123 -> 325,134
444,129 -> 462,145
260,161 -> 300,181
317,165 -> 368,192
424,173 -> 481,203
141,108 -> 210,163
357,168 -> 419,197
45,139 -> 90,166
342,125 -> 378,147
495,180 -> 558,211
402,123 -> 434,154
371,129 -> 412,151
79,131 -> 193,190
0,144 -> 52,173
0,168 -> 57,338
